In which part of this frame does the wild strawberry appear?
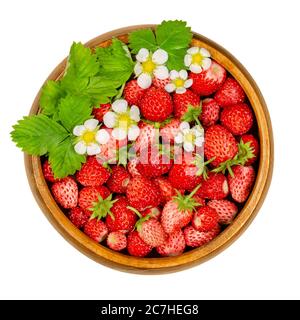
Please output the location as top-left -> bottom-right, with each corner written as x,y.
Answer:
192,205 -> 219,232
126,176 -> 161,211
207,199 -> 238,224
220,103 -> 253,135
78,186 -> 110,215
184,225 -> 220,247
156,230 -> 186,256
69,207 -> 88,228
51,177 -> 78,209
173,89 -> 200,119
192,195 -> 206,206
105,197 -> 137,233
107,231 -> 127,251
160,118 -> 181,144
134,122 -> 158,153
92,103 -> 111,122
153,77 -> 170,89
241,134 -> 259,165
214,78 -> 246,107
228,165 -> 255,203
83,219 -> 108,242
123,79 -> 146,106
196,173 -> 229,200
43,160 -> 59,183
204,125 -> 238,167
76,156 -> 110,187
190,61 -> 226,96
106,165 -> 130,193
127,231 -> 152,257
200,98 -> 220,127
154,177 -> 176,204
127,158 -> 142,177
141,207 -> 161,219
140,87 -> 173,122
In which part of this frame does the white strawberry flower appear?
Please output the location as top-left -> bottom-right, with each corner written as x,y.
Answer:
134,48 -> 169,89
174,122 -> 204,152
73,119 -> 101,155
184,47 -> 211,74
165,70 -> 193,94
101,99 -> 140,141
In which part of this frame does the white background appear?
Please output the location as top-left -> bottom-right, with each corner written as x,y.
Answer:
0,0 -> 299,300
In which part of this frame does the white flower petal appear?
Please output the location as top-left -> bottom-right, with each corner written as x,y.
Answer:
184,79 -> 193,88
180,121 -> 190,131
136,48 -> 149,62
74,141 -> 87,155
152,49 -> 168,65
192,126 -> 203,136
128,125 -> 140,141
153,65 -> 169,80
202,57 -> 212,70
195,136 -> 204,147
96,129 -> 110,144
184,54 -> 192,67
112,99 -> 128,113
183,142 -> 194,152
134,62 -> 143,76
103,111 -> 117,128
137,73 -> 152,89
170,70 -> 179,80
179,70 -> 188,80
200,47 -> 211,58
182,128 -> 190,135
174,133 -> 183,144
73,125 -> 85,137
190,63 -> 202,74
112,128 -> 127,141
187,47 -> 200,55
176,87 -> 186,94
84,118 -> 99,130
165,83 -> 176,93
130,105 -> 140,122
86,143 -> 101,155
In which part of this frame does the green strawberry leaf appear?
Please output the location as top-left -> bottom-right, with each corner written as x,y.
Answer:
128,28 -> 157,54
84,77 -> 118,104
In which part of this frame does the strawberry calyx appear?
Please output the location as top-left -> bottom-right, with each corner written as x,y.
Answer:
89,194 -> 118,221
193,155 -> 215,179
127,206 -> 151,232
181,101 -> 202,125
173,184 -> 202,212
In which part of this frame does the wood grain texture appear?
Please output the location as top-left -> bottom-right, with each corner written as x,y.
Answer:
24,25 -> 274,274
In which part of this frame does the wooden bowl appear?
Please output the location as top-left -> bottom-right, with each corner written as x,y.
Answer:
24,25 -> 273,274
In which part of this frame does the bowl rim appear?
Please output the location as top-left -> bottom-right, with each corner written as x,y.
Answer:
24,24 -> 274,274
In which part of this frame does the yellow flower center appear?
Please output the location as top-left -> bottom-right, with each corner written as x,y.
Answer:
192,53 -> 203,64
184,132 -> 195,143
173,78 -> 185,88
142,59 -> 156,73
116,112 -> 134,131
82,131 -> 96,144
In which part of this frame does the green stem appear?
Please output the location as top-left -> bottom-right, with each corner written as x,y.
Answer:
186,183 -> 202,200
127,206 -> 142,219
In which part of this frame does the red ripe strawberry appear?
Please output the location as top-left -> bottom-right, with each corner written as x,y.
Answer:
134,122 -> 158,152
156,230 -> 186,256
83,219 -> 108,243
200,98 -> 220,127
106,165 -> 130,193
154,177 -> 176,204
241,134 -> 259,165
43,160 -> 59,183
140,87 -> 173,122
190,61 -> 226,96
207,199 -> 238,224
141,207 -> 161,219
123,79 -> 146,106
107,231 -> 127,251
126,176 -> 161,211
152,77 -> 170,89
196,173 -> 229,200
78,185 -> 110,214
136,217 -> 167,247
204,125 -> 238,167
127,231 -> 152,257
51,177 -> 78,209
92,103 -> 111,122
76,156 -> 110,187
192,205 -> 219,232
220,103 -> 253,135
214,78 -> 246,107
160,118 -> 181,144
184,225 -> 220,247
173,89 -> 200,119
228,165 -> 255,203
69,207 -> 88,228
192,195 -> 206,206
127,158 -> 142,177
106,197 -> 137,233
136,146 -> 172,178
